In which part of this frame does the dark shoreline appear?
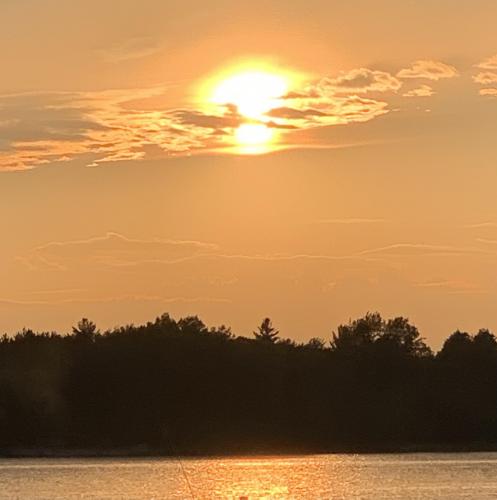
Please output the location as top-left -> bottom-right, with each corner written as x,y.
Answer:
3,443 -> 497,459
4,313 -> 497,458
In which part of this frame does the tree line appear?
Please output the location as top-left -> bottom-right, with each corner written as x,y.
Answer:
1,312 -> 497,455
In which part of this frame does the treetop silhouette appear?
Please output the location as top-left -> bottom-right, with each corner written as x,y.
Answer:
253,317 -> 279,343
1,311 -> 496,455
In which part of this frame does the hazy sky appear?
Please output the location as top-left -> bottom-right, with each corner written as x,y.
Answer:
1,0 -> 497,346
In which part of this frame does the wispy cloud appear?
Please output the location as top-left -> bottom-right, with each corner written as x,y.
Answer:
464,222 -> 497,229
397,60 -> 458,80
477,238 -> 497,245
18,232 -> 394,274
471,57 -> 497,97
413,280 -> 488,295
0,83 -> 392,170
0,87 -> 215,171
403,85 -> 434,97
0,59 -> 465,171
315,218 -> 387,224
473,72 -> 497,85
479,88 -> 497,97
317,68 -> 402,94
0,294 -> 230,306
270,94 -> 389,128
27,288 -> 87,296
18,232 -> 219,270
97,37 -> 162,63
476,54 -> 497,70
356,243 -> 490,257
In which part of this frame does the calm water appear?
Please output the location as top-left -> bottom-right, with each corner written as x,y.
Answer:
2,453 -> 497,499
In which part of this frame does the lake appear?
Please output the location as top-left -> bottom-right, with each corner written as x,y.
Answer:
2,453 -> 497,499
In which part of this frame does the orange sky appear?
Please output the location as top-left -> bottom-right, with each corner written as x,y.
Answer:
1,0 -> 497,346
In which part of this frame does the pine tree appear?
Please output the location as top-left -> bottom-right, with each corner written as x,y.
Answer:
72,318 -> 99,341
253,317 -> 279,343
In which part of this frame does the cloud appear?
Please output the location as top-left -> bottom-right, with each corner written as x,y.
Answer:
477,238 -> 497,245
473,72 -> 497,85
318,68 -> 402,94
471,58 -> 497,97
19,232 -> 391,274
464,222 -> 497,229
203,253 -> 365,263
0,88 -> 229,171
479,88 -> 497,97
252,68 -> 407,132
315,218 -> 387,224
173,106 -> 243,129
397,60 -> 458,80
0,60 -> 456,171
275,94 -> 389,129
476,55 -> 497,70
356,243 -> 488,257
413,280 -> 488,294
266,107 -> 328,119
0,85 -> 390,171
18,232 -> 219,270
0,295 -> 230,306
403,85 -> 434,97
98,37 -> 162,63
0,92 -> 110,169
28,288 -> 87,296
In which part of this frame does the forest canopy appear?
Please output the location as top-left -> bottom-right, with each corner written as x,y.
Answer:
1,312 -> 496,455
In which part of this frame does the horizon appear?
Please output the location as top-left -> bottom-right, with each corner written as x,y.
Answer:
3,308 -> 493,353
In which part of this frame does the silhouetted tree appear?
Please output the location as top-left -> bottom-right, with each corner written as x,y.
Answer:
153,312 -> 178,330
306,337 -> 327,350
380,316 -> 432,357
209,325 -> 234,340
253,318 -> 279,343
177,316 -> 207,335
331,313 -> 431,358
330,312 -> 383,353
473,329 -> 497,357
1,311 -> 497,454
72,318 -> 99,341
438,330 -> 473,362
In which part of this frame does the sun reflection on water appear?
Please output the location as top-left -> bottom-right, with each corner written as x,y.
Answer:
4,453 -> 493,499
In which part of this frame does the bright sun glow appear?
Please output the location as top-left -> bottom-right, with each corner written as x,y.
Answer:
211,71 -> 289,120
235,123 -> 275,154
203,64 -> 295,153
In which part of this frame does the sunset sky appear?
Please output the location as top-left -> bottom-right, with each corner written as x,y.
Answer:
1,0 -> 497,346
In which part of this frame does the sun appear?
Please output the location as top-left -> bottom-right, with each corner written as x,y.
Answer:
202,63 -> 295,153
211,71 -> 289,120
234,123 -> 276,154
